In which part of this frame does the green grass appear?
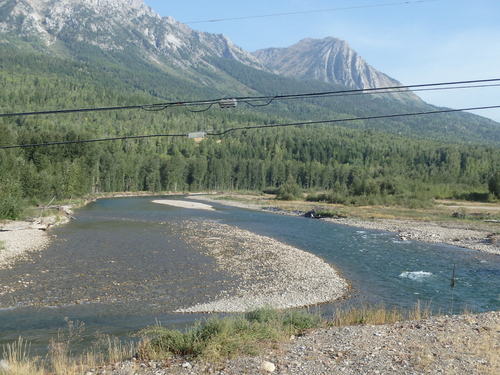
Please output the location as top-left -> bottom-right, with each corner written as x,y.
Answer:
138,308 -> 321,362
0,240 -> 5,252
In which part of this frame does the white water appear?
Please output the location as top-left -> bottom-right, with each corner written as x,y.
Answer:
399,271 -> 433,281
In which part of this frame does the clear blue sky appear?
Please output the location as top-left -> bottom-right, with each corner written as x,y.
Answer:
145,0 -> 500,122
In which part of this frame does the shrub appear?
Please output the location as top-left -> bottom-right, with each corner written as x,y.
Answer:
276,176 -> 301,201
139,308 -> 322,362
488,172 -> 500,198
0,176 -> 24,219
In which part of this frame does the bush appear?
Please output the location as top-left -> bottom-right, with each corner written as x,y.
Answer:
488,172 -> 500,198
276,176 -> 301,201
0,176 -> 24,219
245,307 -> 279,323
139,308 -> 322,361
282,310 -> 320,331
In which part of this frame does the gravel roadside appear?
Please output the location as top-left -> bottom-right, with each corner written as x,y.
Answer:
101,311 -> 499,375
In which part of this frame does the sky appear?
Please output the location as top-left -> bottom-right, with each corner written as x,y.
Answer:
144,0 -> 500,122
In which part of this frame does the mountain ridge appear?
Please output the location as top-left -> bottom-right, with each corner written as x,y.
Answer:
0,0 -> 265,71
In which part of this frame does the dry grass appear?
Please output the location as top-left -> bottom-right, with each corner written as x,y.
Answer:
0,321 -> 136,375
0,338 -> 45,375
330,302 -> 432,327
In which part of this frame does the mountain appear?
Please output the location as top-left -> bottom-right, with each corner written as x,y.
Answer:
254,37 -> 399,90
0,0 -> 499,144
0,0 -> 265,80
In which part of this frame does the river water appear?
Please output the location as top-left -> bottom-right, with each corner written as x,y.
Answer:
0,196 -> 499,352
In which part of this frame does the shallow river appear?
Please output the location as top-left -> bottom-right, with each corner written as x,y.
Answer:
1,196 -> 499,352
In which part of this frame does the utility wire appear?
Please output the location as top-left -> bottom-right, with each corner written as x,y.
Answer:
0,133 -> 188,149
1,104 -> 499,150
242,83 -> 500,105
1,78 -> 500,119
206,105 -> 500,136
184,0 -> 439,24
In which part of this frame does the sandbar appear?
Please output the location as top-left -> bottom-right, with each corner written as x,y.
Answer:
152,200 -> 215,211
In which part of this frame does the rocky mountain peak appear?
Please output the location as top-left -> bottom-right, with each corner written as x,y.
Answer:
0,0 -> 263,70
254,37 -> 400,90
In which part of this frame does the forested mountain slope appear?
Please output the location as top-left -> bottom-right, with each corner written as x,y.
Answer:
0,0 -> 499,218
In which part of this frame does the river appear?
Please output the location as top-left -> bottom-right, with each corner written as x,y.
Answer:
0,196 -> 498,352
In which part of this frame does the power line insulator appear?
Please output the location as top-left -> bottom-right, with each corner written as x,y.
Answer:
218,98 -> 238,109
188,131 -> 207,139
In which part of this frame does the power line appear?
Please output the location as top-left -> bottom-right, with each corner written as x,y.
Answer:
242,83 -> 500,105
1,78 -> 500,119
184,0 -> 439,24
0,133 -> 188,150
207,105 -> 500,136
2,104 -> 499,150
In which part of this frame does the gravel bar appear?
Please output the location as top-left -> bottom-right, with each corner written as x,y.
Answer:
173,220 -> 348,313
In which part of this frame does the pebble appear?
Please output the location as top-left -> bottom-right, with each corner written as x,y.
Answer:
260,361 -> 276,373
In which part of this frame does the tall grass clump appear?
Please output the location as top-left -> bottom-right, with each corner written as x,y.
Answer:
0,338 -> 45,375
139,308 -> 321,362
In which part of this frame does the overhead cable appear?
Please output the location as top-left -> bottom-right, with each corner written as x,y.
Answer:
1,78 -> 500,119
184,0 -> 439,24
1,104 -> 499,150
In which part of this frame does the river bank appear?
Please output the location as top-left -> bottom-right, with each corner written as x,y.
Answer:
0,208 -> 72,269
189,194 -> 500,256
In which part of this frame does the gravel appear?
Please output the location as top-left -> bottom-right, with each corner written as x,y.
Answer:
326,217 -> 500,255
98,311 -> 499,375
0,224 -> 50,269
0,214 -> 70,269
173,220 -> 348,313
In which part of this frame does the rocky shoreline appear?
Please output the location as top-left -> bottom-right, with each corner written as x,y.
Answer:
0,207 -> 72,269
326,217 -> 499,255
189,195 -> 500,256
173,220 -> 348,313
